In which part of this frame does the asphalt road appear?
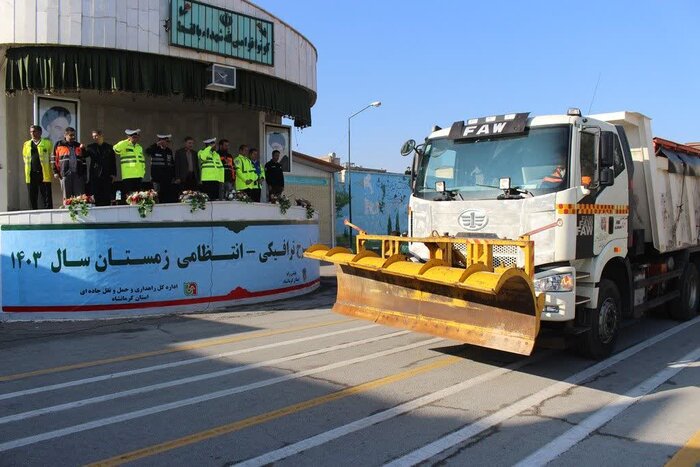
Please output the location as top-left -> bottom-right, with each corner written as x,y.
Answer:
0,267 -> 698,466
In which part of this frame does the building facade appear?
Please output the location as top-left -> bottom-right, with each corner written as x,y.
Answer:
335,169 -> 411,246
0,0 -> 317,211
287,151 -> 342,246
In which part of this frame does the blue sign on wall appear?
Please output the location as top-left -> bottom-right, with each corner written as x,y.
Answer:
335,172 -> 411,243
1,221 -> 318,312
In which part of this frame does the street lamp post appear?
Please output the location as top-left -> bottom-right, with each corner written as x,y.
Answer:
347,101 -> 381,250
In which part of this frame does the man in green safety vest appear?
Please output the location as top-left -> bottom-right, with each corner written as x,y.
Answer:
234,144 -> 258,201
198,137 -> 224,200
22,125 -> 54,209
113,129 -> 145,197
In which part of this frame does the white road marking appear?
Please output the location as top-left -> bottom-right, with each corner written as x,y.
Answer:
234,352 -> 551,467
0,337 -> 444,452
0,324 -> 379,401
0,330 -> 409,424
385,316 -> 700,466
514,346 -> 700,467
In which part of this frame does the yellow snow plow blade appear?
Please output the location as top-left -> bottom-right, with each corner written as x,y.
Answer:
305,234 -> 544,356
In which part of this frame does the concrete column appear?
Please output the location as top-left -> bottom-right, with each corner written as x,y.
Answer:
0,57 -> 8,212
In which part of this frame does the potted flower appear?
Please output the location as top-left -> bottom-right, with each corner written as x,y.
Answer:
126,189 -> 158,218
270,193 -> 291,215
296,198 -> 315,219
230,191 -> 252,203
179,190 -> 209,213
64,194 -> 95,222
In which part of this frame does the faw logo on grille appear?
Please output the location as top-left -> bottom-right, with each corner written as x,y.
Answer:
458,209 -> 489,231
184,282 -> 198,296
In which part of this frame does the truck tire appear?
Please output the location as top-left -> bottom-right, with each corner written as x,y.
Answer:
669,262 -> 700,321
578,279 -> 621,360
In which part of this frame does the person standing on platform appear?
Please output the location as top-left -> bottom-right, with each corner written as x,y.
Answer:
23,125 -> 54,209
113,129 -> 145,196
198,138 -> 224,200
265,149 -> 285,198
174,136 -> 199,194
249,148 -> 263,202
146,134 -> 175,202
52,127 -> 86,200
234,144 -> 256,201
218,139 -> 234,199
85,129 -> 116,206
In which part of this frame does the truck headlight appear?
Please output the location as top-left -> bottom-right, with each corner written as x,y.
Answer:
534,273 -> 574,293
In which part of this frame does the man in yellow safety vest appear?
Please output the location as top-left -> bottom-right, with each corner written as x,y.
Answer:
22,125 -> 54,209
113,129 -> 145,197
234,144 -> 258,201
198,137 -> 224,200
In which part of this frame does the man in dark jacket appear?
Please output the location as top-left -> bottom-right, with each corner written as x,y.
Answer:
218,139 -> 234,199
265,149 -> 285,198
174,136 -> 200,195
146,134 -> 176,202
85,129 -> 116,206
52,127 -> 86,200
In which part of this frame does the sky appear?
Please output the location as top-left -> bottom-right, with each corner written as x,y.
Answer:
254,1 -> 700,173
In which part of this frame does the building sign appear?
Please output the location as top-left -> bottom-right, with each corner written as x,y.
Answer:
169,0 -> 274,66
1,221 -> 318,312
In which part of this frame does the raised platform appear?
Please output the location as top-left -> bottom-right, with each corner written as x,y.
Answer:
0,201 -> 320,321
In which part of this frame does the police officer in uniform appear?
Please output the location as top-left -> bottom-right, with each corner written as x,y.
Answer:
23,125 -> 54,209
113,129 -> 145,196
234,144 -> 257,201
146,134 -> 175,202
198,138 -> 224,200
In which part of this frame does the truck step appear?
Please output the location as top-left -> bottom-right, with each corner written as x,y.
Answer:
575,295 -> 592,306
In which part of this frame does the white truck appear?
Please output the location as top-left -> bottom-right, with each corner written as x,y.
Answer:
403,109 -> 700,357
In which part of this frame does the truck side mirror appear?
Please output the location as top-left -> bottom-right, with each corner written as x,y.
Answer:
600,132 -> 615,167
600,167 -> 614,186
400,139 -> 416,156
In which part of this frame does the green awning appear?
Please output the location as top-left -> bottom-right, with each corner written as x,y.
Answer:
4,46 -> 314,127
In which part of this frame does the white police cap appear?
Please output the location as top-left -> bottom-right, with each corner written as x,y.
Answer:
125,129 -> 141,136
203,137 -> 217,144
156,134 -> 172,140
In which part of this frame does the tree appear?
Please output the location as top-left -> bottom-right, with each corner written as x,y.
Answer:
335,190 -> 350,217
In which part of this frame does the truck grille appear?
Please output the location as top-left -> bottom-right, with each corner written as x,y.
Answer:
453,244 -> 521,268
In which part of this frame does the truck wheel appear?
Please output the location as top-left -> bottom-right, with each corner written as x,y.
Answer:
669,262 -> 699,321
578,279 -> 621,360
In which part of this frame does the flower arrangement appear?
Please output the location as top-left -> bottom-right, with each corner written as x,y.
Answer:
64,194 -> 95,222
270,193 -> 291,215
296,198 -> 315,220
179,190 -> 209,213
231,191 -> 252,203
126,189 -> 158,218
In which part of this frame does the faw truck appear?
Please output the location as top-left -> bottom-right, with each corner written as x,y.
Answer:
306,110 -> 700,359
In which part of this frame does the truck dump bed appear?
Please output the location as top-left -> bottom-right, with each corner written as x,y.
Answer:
593,112 -> 700,253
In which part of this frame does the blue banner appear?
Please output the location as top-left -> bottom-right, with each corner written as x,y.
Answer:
1,221 -> 318,312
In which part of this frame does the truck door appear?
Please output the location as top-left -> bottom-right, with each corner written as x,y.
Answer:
578,129 -> 629,257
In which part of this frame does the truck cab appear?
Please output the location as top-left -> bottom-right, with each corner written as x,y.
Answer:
406,109 -> 699,357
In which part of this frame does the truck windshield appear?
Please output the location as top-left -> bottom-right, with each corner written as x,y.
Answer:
415,125 -> 571,200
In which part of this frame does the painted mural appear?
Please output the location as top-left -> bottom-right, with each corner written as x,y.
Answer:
335,171 -> 411,246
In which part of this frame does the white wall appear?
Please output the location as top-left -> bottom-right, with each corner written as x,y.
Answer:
0,0 -> 317,95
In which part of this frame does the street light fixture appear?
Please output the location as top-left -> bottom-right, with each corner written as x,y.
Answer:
347,101 -> 381,250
